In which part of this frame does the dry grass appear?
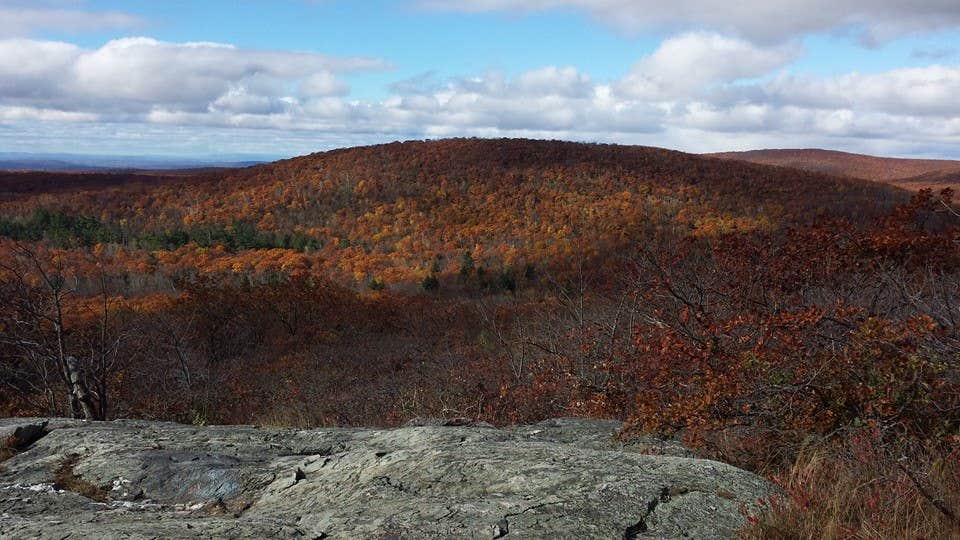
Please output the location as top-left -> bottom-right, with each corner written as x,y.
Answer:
0,435 -> 17,463
251,405 -> 344,429
740,435 -> 960,540
53,454 -> 109,503
1,435 -> 20,473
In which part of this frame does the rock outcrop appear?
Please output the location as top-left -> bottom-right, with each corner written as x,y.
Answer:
0,417 -> 773,539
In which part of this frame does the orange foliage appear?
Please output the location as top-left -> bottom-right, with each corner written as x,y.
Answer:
0,139 -> 903,288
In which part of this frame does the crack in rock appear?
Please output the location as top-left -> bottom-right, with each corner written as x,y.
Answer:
492,517 -> 509,538
624,486 -> 675,539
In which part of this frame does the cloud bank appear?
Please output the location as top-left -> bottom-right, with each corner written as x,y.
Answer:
0,37 -> 386,116
2,1 -> 960,158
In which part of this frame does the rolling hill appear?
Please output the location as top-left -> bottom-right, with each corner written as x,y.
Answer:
708,148 -> 960,191
0,138 -> 906,286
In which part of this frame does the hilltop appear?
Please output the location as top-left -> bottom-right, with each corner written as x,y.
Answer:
709,148 -> 960,191
0,138 -> 905,286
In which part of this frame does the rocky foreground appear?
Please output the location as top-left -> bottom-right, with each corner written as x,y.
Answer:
0,417 -> 774,539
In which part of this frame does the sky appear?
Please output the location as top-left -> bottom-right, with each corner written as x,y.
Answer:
2,0 -> 960,159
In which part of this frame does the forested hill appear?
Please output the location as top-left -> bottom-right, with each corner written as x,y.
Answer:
709,148 -> 960,192
0,139 -> 906,286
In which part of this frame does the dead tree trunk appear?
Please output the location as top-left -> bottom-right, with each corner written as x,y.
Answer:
0,243 -> 100,420
65,356 -> 96,421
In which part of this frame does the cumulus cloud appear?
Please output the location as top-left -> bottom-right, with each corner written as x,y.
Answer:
0,37 -> 387,115
664,66 -> 960,147
760,67 -> 960,117
407,63 -> 960,145
381,68 -> 662,134
618,32 -> 800,99
3,31 -> 960,158
0,39 -> 79,99
419,0 -> 960,45
300,73 -> 350,98
514,66 -> 594,98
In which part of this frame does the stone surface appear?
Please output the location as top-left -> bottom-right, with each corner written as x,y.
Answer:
0,417 -> 774,539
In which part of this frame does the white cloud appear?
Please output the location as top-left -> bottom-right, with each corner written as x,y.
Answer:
3,32 -> 960,158
210,87 -> 291,115
0,105 -> 98,122
0,37 -> 387,114
617,32 -> 800,99
419,0 -> 960,45
382,69 -> 662,133
300,72 -> 350,98
0,39 -> 78,99
762,66 -> 960,117
0,1 -> 142,37
514,66 -> 594,98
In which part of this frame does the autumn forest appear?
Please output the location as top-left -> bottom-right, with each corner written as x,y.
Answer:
1,138 -> 958,536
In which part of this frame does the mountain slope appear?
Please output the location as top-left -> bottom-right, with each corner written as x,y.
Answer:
0,138 -> 907,285
708,148 -> 960,191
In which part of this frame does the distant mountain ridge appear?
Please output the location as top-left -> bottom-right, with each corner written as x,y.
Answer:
708,148 -> 960,191
0,152 -> 267,172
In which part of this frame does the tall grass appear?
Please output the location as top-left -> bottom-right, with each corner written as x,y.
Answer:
741,432 -> 960,539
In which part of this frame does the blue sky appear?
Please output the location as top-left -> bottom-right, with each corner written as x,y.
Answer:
2,0 -> 960,159
41,1 -> 662,85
